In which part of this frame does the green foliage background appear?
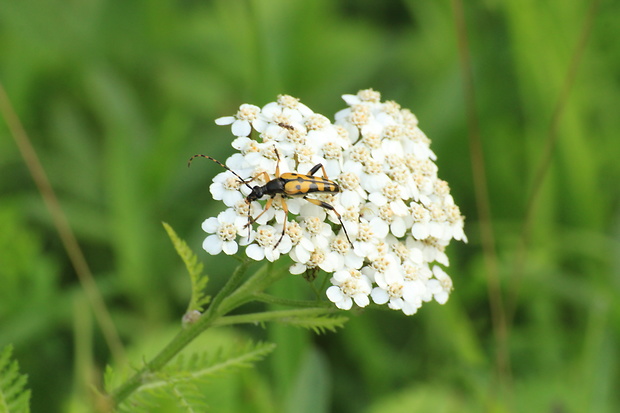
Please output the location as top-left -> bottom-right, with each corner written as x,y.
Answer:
1,0 -> 619,411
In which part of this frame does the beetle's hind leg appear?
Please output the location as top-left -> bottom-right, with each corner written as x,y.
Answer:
303,197 -> 352,246
306,163 -> 330,179
273,197 -> 289,249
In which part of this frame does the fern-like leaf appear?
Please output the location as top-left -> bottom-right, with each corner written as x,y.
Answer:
169,341 -> 276,380
163,222 -> 210,312
0,345 -> 31,413
119,341 -> 276,412
281,314 -> 349,334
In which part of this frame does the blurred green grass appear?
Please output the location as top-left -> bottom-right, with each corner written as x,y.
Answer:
1,0 -> 619,412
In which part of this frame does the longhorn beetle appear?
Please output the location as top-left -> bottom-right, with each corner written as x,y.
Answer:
188,148 -> 352,248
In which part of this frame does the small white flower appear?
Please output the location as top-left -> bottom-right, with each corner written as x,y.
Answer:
326,269 -> 372,310
289,246 -> 331,274
201,209 -> 246,255
261,94 -> 313,125
410,203 -> 431,240
299,210 -> 332,250
402,279 -> 427,311
337,172 -> 367,208
215,104 -> 265,137
428,265 -> 453,304
323,236 -> 363,274
245,224 -> 292,262
210,171 -> 245,207
287,221 -> 318,266
352,217 -> 389,259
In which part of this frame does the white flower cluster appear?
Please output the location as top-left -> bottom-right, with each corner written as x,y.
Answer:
200,90 -> 466,315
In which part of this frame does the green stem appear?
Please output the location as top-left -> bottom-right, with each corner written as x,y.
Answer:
209,259 -> 251,310
109,262 -> 252,407
212,307 -> 340,327
108,301 -> 220,405
218,261 -> 290,314
252,293 -> 327,308
109,261 -> 297,407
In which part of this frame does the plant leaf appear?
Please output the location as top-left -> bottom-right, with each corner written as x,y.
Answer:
0,345 -> 31,413
162,222 -> 210,312
119,341 -> 276,412
280,314 -> 349,334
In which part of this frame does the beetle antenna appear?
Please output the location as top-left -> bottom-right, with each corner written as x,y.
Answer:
188,154 -> 254,191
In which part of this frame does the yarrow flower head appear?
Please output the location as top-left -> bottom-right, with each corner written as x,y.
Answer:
196,89 -> 466,316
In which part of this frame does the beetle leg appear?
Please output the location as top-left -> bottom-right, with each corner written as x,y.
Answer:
274,197 -> 288,248
243,171 -> 271,186
246,196 -> 275,228
307,163 -> 330,180
273,148 -> 281,178
303,197 -> 352,246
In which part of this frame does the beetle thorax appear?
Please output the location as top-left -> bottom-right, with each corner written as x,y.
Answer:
247,186 -> 264,202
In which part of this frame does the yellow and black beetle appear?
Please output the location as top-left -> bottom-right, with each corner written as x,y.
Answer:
189,147 -> 352,248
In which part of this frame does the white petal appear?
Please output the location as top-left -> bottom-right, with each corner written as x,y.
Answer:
369,217 -> 389,238
340,191 -> 361,208
252,118 -> 269,133
403,281 -> 425,303
391,200 -> 409,216
326,285 -> 344,303
264,247 -> 280,262
411,223 -> 430,240
293,244 -> 311,263
209,184 -> 224,200
289,263 -> 307,274
435,250 -> 449,266
201,217 -> 220,233
276,237 -> 293,254
222,191 -> 244,207
245,244 -> 265,261
371,287 -> 389,304
336,297 -> 353,310
313,235 -> 330,250
286,199 -> 303,215
388,298 -> 404,310
319,255 -> 337,272
231,136 -> 251,150
434,290 -> 450,305
299,237 -> 315,251
410,248 -> 424,264
428,222 -> 444,239
332,271 -> 349,283
426,279 -> 441,294
341,94 -> 360,105
296,102 -> 314,117
222,240 -> 239,255
360,122 -> 382,138
215,116 -> 235,125
368,192 -> 388,207
390,219 -> 407,238
401,302 -> 418,315
432,265 -> 449,280
261,102 -> 281,118
231,119 -> 252,137
202,235 -> 223,255
344,253 -> 364,270
353,294 -> 370,308
453,226 -> 466,242
382,269 -> 404,285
